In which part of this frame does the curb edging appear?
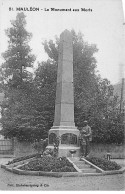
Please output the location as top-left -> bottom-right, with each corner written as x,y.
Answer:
80,158 -> 104,173
1,163 -> 125,177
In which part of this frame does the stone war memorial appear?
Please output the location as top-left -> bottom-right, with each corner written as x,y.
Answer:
47,29 -> 80,157
0,2 -> 125,190
1,29 -> 124,180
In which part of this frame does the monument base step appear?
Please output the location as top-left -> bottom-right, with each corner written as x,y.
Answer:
69,157 -> 98,173
81,168 -> 97,173
47,145 -> 80,157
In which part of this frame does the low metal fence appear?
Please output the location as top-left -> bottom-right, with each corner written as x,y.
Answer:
0,139 -> 14,155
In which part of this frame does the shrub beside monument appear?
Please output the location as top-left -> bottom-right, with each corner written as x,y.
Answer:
86,156 -> 121,171
19,156 -> 77,172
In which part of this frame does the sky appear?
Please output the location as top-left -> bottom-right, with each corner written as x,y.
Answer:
0,0 -> 125,84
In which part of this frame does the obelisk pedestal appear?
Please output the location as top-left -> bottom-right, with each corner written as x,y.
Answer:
47,30 -> 80,157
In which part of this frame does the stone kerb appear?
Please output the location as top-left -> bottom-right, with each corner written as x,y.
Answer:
1,157 -> 37,168
80,158 -> 104,173
2,164 -> 125,177
1,157 -> 125,177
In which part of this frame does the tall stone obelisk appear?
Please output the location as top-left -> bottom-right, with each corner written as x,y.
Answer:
48,30 -> 80,157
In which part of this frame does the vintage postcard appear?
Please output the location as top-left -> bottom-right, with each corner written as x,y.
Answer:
0,0 -> 125,191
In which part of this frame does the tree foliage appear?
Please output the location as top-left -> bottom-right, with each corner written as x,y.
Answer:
42,30 -> 118,124
0,12 -> 35,89
39,30 -> 124,143
0,13 -> 40,142
0,14 -> 123,144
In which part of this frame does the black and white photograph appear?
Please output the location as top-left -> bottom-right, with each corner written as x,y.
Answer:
0,0 -> 125,191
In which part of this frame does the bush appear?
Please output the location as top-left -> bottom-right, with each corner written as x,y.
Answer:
32,138 -> 48,154
19,156 -> 76,172
86,156 -> 121,171
7,153 -> 41,165
92,119 -> 124,144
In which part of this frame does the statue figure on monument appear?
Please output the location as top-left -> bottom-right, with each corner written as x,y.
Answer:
80,121 -> 92,157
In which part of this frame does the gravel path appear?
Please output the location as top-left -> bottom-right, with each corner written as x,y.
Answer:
0,158 -> 125,191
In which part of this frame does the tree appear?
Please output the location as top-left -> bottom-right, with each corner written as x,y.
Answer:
42,30 -> 116,123
1,24 -> 122,143
0,12 -> 37,141
0,12 -> 35,89
35,30 -> 123,143
40,31 -> 98,122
